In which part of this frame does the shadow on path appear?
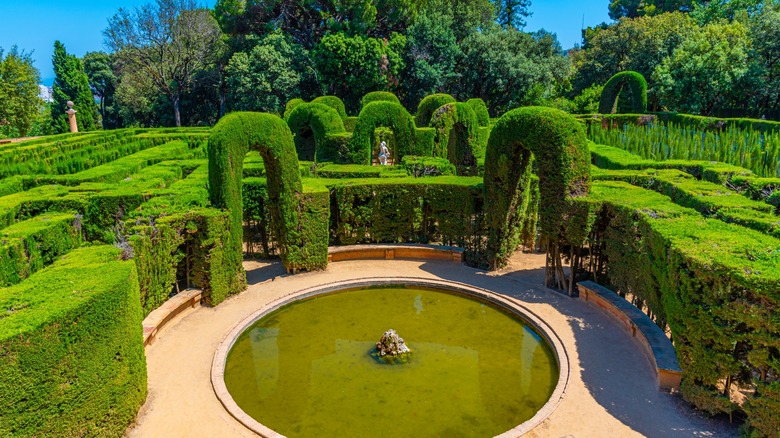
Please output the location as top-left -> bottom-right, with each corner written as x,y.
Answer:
417,260 -> 737,438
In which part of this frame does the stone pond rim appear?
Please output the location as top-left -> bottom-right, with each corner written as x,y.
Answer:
210,277 -> 571,437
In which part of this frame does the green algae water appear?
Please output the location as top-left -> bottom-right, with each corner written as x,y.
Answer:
223,286 -> 558,437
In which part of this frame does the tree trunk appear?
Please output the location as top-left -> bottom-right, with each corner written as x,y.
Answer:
173,94 -> 182,127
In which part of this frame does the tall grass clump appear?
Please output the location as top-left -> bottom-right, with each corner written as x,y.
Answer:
590,122 -> 780,177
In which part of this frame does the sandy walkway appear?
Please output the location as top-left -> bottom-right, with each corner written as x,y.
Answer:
126,254 -> 736,438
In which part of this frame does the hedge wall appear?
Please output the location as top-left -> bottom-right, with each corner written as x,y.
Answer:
581,112 -> 780,134
286,102 -> 347,162
429,102 -> 482,166
598,71 -> 648,114
483,106 -> 590,270
208,112 -> 328,273
311,95 -> 348,118
0,212 -> 82,287
0,246 -> 147,437
466,98 -> 490,126
415,93 -> 456,127
587,181 -> 780,436
351,101 -> 419,165
360,91 -> 401,111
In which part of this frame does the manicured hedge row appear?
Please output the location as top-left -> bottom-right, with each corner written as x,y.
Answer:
0,212 -> 82,287
415,93 -> 456,127
587,181 -> 780,436
580,112 -> 780,133
400,155 -> 456,177
0,245 -> 147,437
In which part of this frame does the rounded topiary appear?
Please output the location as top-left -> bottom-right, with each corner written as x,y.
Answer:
208,112 -> 327,273
483,106 -> 590,270
311,95 -> 348,118
284,98 -> 306,120
466,98 -> 490,126
360,91 -> 401,111
429,102 -> 482,166
415,93 -> 457,127
286,102 -> 346,161
598,71 -> 648,114
351,101 -> 417,165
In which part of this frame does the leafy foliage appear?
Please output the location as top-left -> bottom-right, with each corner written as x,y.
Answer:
50,41 -> 101,133
0,47 -> 42,138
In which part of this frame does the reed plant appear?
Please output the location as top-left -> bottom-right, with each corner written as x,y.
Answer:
590,122 -> 780,177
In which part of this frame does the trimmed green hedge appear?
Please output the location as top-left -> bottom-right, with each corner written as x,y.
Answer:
401,155 -> 456,177
0,245 -> 147,437
351,101 -> 419,165
415,93 -> 456,127
360,91 -> 401,111
311,95 -> 348,118
209,112 -> 328,273
286,102 -> 347,162
429,102 -> 482,166
0,212 -> 82,287
598,71 -> 648,114
587,181 -> 780,436
466,98 -> 490,126
483,106 -> 590,269
284,98 -> 306,120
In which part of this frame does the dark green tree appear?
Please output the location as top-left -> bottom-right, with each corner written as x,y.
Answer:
312,31 -> 405,113
399,10 -> 461,109
496,0 -> 532,29
83,52 -> 121,129
0,47 -> 42,138
50,41 -> 101,133
608,0 -> 695,19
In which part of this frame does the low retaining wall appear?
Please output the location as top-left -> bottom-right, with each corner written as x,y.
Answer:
328,244 -> 463,263
143,288 -> 202,347
577,281 -> 682,391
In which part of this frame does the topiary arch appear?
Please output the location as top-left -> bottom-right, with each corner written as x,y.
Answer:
283,98 -> 306,120
350,101 -> 418,165
311,95 -> 348,118
415,93 -> 457,127
360,91 -> 401,111
483,107 -> 590,286
429,102 -> 482,166
598,71 -> 648,114
208,112 -> 328,274
286,102 -> 346,161
466,98 -> 490,127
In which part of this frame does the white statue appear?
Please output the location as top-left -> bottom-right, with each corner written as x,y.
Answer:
378,140 -> 389,165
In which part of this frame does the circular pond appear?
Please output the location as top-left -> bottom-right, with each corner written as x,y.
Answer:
213,280 -> 567,437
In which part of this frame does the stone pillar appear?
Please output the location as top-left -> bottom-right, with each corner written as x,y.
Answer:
66,101 -> 78,133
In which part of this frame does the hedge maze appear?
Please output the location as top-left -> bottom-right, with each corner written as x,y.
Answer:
1,91 -> 779,436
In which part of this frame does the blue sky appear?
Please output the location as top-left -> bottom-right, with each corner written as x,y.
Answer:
0,0 -> 610,84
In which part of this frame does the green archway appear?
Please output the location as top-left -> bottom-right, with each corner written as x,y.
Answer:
483,107 -> 590,283
208,112 -> 327,274
286,102 -> 346,162
598,71 -> 648,114
360,91 -> 401,111
350,101 -> 417,165
311,95 -> 348,118
429,102 -> 482,166
415,93 -> 456,127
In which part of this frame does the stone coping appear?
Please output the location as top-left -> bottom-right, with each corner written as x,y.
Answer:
328,243 -> 463,263
211,277 -> 570,438
577,281 -> 682,390
142,288 -> 202,347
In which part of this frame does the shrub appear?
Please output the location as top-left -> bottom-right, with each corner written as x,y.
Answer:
351,101 -> 418,165
483,106 -> 590,270
283,98 -> 306,120
415,93 -> 456,127
466,98 -> 490,126
0,246 -> 146,437
429,102 -> 482,166
311,95 -> 348,118
598,71 -> 648,114
360,91 -> 402,111
208,112 -> 328,273
401,155 -> 456,177
286,102 -> 346,161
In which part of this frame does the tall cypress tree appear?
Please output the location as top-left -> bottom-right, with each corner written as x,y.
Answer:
51,41 -> 100,133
